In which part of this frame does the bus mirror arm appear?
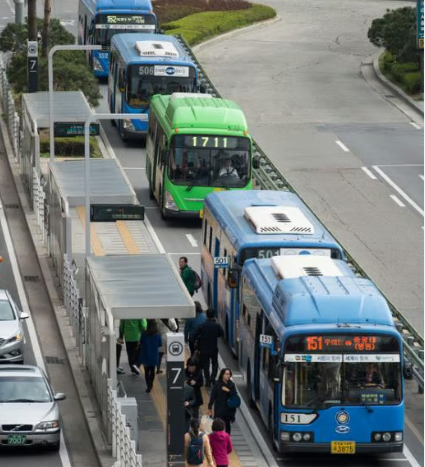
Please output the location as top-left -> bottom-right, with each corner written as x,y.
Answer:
252,155 -> 260,170
227,264 -> 241,289
403,361 -> 413,380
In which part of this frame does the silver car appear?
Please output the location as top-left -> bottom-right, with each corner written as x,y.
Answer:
0,365 -> 66,450
0,289 -> 29,363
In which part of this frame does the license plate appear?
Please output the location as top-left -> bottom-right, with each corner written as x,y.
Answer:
331,441 -> 355,454
8,434 -> 26,445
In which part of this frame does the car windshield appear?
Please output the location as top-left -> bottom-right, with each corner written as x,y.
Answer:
283,359 -> 402,408
168,135 -> 251,188
0,376 -> 52,403
0,300 -> 15,321
126,65 -> 196,109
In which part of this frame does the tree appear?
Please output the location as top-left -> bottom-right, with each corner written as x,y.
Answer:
368,7 -> 416,61
42,0 -> 52,58
27,0 -> 37,41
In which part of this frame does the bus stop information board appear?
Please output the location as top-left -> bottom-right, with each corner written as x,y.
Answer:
418,0 -> 424,49
90,205 -> 145,222
54,122 -> 100,137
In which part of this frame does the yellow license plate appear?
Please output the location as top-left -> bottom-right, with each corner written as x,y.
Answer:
331,441 -> 355,454
199,209 -> 203,219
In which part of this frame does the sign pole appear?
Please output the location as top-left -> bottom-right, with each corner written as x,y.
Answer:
27,41 -> 38,93
166,332 -> 186,467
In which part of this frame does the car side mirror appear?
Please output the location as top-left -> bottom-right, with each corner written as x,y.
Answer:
20,312 -> 29,320
252,155 -> 260,170
227,265 -> 241,289
54,393 -> 66,401
403,362 -> 413,380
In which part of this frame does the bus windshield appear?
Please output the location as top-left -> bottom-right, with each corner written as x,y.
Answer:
95,14 -> 156,47
126,65 -> 196,108
283,334 -> 402,408
168,135 -> 251,188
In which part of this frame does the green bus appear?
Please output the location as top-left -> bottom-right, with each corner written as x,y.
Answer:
146,93 -> 259,218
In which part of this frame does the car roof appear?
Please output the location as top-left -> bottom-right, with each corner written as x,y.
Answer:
0,365 -> 44,378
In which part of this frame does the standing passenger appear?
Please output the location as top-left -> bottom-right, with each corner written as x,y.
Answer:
179,256 -> 195,297
209,418 -> 233,467
120,319 -> 147,376
184,418 -> 214,467
184,302 -> 207,356
136,320 -> 162,393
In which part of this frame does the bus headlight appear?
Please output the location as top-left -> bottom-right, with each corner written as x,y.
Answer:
123,119 -> 135,131
303,433 -> 311,441
292,433 -> 302,442
394,432 -> 403,442
165,191 -> 178,211
382,432 -> 391,442
374,433 -> 382,441
281,432 -> 290,441
93,57 -> 103,72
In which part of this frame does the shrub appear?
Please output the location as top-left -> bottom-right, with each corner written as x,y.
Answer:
163,4 -> 276,45
391,62 -> 419,83
403,71 -> 422,94
381,51 -> 395,73
39,131 -> 101,157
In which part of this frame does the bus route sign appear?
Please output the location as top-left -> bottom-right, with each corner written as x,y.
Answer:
54,122 -> 100,137
90,204 -> 145,222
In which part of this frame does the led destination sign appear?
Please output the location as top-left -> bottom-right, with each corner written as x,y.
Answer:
177,135 -> 250,150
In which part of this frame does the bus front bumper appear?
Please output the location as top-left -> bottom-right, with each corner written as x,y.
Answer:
163,208 -> 201,219
279,441 -> 403,454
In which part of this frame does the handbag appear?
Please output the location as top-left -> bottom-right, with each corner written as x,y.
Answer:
200,415 -> 213,434
227,392 -> 241,409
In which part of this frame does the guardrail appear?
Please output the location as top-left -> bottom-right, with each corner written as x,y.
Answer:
176,35 -> 424,390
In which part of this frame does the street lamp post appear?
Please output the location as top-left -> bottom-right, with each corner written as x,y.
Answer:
83,114 -> 148,257
14,0 -> 25,24
49,45 -> 101,162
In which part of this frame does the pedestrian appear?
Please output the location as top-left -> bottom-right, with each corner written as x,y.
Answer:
184,302 -> 207,357
157,318 -> 178,374
184,383 -> 196,432
184,418 -> 214,467
136,320 -> 162,393
179,256 -> 195,296
207,368 -> 238,435
119,319 -> 147,376
185,357 -> 203,419
193,309 -> 223,387
208,418 -> 233,467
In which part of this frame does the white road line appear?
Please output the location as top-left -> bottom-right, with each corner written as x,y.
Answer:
5,0 -> 14,13
361,167 -> 377,180
410,122 -> 422,130
372,166 -> 424,217
419,175 -> 424,181
186,234 -> 198,247
144,213 -> 166,253
335,140 -> 350,152
0,199 -> 72,467
404,444 -> 422,467
390,195 -> 406,207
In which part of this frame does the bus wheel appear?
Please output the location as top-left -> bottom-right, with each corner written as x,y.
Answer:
159,188 -> 167,220
247,365 -> 255,408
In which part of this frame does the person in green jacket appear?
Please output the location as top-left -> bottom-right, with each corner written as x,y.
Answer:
118,319 -> 147,376
179,256 -> 195,297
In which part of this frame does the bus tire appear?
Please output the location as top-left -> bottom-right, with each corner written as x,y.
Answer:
247,364 -> 255,408
159,188 -> 167,219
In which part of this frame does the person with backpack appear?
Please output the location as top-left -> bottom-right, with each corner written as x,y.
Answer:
184,418 -> 214,467
179,257 -> 202,296
207,368 -> 240,435
208,418 -> 233,467
136,320 -> 162,393
193,309 -> 224,387
184,302 -> 207,357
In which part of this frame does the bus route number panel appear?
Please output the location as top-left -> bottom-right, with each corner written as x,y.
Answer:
214,257 -> 229,268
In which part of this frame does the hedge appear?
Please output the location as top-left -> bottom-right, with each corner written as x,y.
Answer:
39,135 -> 101,158
163,4 -> 276,46
391,62 -> 419,83
403,71 -> 422,94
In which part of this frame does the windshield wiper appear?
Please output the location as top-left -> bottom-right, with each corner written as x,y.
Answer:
358,396 -> 374,413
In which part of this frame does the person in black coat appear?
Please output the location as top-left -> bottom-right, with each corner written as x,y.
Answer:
184,384 -> 196,432
193,309 -> 224,387
207,367 -> 237,435
185,358 -> 203,419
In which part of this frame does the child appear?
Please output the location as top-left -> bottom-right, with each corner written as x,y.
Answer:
208,418 -> 233,467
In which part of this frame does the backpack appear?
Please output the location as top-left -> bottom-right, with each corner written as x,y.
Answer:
191,269 -> 203,293
187,432 -> 204,465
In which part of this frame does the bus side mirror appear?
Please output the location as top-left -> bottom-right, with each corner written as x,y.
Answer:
227,265 -> 241,289
403,362 -> 413,380
157,28 -> 165,34
274,362 -> 284,382
252,155 -> 260,170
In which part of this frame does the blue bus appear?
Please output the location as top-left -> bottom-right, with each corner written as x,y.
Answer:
201,190 -> 345,355
238,254 -> 404,454
78,0 -> 157,78
108,34 -> 199,141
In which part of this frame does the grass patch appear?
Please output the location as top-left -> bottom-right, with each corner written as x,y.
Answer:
162,3 -> 276,46
39,129 -> 102,158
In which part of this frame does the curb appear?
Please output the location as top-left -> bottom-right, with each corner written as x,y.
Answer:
0,119 -> 114,467
372,53 -> 424,117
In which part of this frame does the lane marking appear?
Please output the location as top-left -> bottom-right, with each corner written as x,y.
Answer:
76,206 -> 105,256
410,122 -> 422,130
419,175 -> 424,181
335,140 -> 350,152
361,167 -> 377,180
5,0 -> 14,13
372,166 -> 424,217
116,221 -> 140,254
0,199 -> 72,467
405,414 -> 425,445
404,444 -> 422,467
390,195 -> 406,207
143,213 -> 166,253
185,234 -> 198,247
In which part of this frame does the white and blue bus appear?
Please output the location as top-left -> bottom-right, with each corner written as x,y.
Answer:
201,190 -> 345,355
238,255 -> 404,454
108,34 -> 199,141
78,0 -> 157,78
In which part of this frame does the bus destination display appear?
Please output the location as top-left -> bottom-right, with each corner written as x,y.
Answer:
180,135 -> 249,150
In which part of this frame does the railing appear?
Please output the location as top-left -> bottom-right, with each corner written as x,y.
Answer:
33,168 -> 46,243
108,379 -> 143,467
176,35 -> 424,389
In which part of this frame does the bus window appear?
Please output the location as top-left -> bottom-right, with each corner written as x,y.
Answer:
208,227 -> 213,254
203,219 -> 208,246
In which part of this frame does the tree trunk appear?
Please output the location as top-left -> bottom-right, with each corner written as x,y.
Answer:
27,0 -> 37,41
42,0 -> 52,58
